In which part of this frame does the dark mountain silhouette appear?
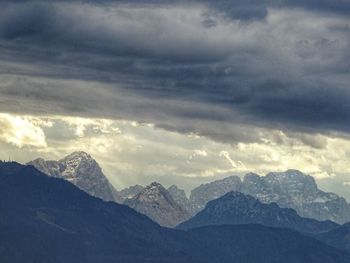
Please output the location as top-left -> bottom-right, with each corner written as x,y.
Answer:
316,222 -> 350,252
178,192 -> 338,234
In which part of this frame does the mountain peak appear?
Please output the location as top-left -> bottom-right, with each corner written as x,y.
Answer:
189,170 -> 350,224
28,152 -> 119,203
133,182 -> 172,204
204,191 -> 266,212
286,169 -> 305,175
125,182 -> 190,227
264,170 -> 318,194
60,151 -> 94,163
189,175 -> 242,214
219,191 -> 251,200
178,191 -> 338,234
120,185 -> 144,200
168,184 -> 180,191
58,152 -> 99,180
266,169 -> 312,180
149,182 -> 165,189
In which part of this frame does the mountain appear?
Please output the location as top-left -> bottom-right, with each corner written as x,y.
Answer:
167,185 -> 190,212
178,191 -> 339,234
188,170 -> 350,224
120,185 -> 144,201
0,162 -> 174,263
28,152 -> 123,203
1,161 -> 349,263
124,182 -> 190,227
183,224 -> 350,263
242,170 -> 350,224
189,175 -> 242,214
316,222 -> 350,252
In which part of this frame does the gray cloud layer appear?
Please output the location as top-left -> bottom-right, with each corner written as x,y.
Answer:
0,0 -> 349,144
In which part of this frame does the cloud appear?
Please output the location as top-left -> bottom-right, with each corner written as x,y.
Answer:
0,1 -> 349,146
0,0 -> 349,198
219,150 -> 242,168
1,114 -> 350,193
0,113 -> 47,148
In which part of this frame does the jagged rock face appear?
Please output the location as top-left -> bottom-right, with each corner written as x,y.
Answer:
242,171 -> 320,207
189,170 -> 350,224
167,185 -> 190,211
241,170 -> 350,224
28,152 -> 122,203
124,182 -> 190,227
119,185 -> 144,201
189,176 -> 242,215
178,191 -> 339,234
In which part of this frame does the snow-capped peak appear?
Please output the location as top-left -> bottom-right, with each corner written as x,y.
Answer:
59,151 -> 97,179
28,152 -> 119,203
60,151 -> 94,164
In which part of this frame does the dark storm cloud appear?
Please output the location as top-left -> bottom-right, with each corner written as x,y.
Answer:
0,0 -> 350,144
286,0 -> 350,15
1,0 -> 350,19
206,0 -> 350,19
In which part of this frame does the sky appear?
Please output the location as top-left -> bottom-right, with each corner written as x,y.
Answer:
0,0 -> 350,197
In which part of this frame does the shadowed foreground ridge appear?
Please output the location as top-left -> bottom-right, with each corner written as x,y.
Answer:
316,222 -> 350,253
178,191 -> 339,234
0,162 -> 349,263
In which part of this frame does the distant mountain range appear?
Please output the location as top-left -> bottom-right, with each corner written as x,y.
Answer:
188,170 -> 350,224
28,152 -> 350,226
1,161 -> 349,263
178,191 -> 339,234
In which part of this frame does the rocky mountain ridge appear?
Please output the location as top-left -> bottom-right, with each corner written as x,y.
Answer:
178,191 -> 339,234
124,182 -> 190,227
1,161 -> 349,263
188,170 -> 350,224
28,152 -> 350,225
28,151 -> 122,203
120,185 -> 144,201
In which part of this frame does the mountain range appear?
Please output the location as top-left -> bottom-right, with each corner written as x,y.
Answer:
178,191 -> 339,234
188,170 -> 350,224
1,161 -> 349,263
28,152 -> 350,226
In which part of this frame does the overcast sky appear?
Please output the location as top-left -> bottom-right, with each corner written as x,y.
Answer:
0,0 -> 350,196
